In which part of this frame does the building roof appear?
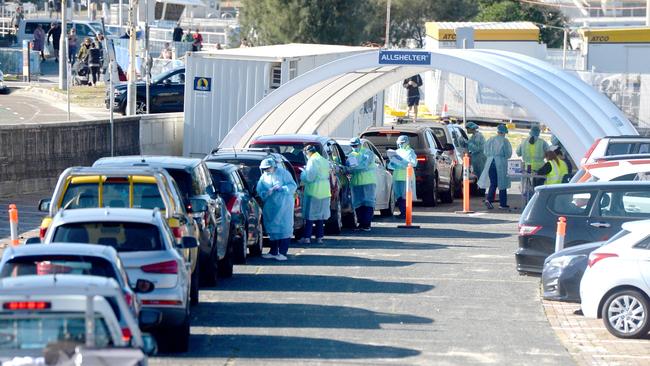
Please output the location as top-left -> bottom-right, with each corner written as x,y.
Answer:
195,43 -> 376,61
579,27 -> 650,43
426,21 -> 539,42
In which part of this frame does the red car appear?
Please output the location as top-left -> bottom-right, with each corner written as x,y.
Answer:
249,134 -> 355,234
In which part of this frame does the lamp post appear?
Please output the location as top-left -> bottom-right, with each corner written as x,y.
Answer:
58,0 -> 67,90
384,0 -> 391,48
125,0 -> 138,115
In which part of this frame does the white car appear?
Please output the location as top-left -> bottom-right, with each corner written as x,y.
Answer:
580,220 -> 650,338
43,207 -> 196,353
0,274 -> 155,363
581,136 -> 650,165
572,159 -> 650,183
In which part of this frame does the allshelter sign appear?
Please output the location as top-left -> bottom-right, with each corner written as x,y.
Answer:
378,50 -> 431,65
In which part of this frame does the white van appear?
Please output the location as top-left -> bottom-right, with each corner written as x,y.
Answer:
15,19 -> 112,46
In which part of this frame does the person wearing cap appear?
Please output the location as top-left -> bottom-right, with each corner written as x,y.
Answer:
256,157 -> 297,260
299,144 -> 331,244
466,122 -> 486,181
346,137 -> 377,231
516,126 -> 549,186
536,150 -> 569,185
388,135 -> 418,219
478,125 -> 513,209
551,135 -> 574,176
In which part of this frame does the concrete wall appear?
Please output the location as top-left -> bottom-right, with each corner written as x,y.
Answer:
0,113 -> 184,198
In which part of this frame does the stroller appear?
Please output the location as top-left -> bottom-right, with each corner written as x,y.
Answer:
72,61 -> 90,86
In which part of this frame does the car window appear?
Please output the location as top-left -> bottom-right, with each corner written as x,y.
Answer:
24,22 -> 52,35
236,171 -> 252,193
634,235 -> 650,249
611,173 -> 639,182
102,182 -> 129,208
132,183 -> 165,209
424,130 -> 438,149
430,128 -> 447,145
231,172 -> 245,192
61,183 -> 99,209
598,191 -> 650,217
197,164 -> 213,192
166,169 -> 199,197
638,143 -> 650,154
1,255 -> 117,279
249,143 -> 311,165
450,128 -> 467,148
367,143 -> 384,166
361,132 -> 420,151
328,143 -> 342,165
606,142 -> 634,156
550,192 -> 593,216
167,72 -> 185,84
53,222 -> 163,251
75,23 -> 95,37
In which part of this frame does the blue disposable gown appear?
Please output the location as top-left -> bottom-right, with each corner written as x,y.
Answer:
300,154 -> 331,221
256,167 -> 297,240
388,146 -> 418,200
468,132 -> 487,177
478,135 -> 512,190
348,148 -> 377,208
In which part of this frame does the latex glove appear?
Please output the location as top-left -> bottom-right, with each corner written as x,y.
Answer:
272,184 -> 281,192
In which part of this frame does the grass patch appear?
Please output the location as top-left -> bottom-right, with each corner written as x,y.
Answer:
44,85 -> 107,108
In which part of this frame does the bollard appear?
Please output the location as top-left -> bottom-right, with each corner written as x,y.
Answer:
554,216 -> 567,253
398,163 -> 420,229
456,153 -> 475,214
8,204 -> 19,246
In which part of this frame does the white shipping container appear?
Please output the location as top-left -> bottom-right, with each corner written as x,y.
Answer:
183,44 -> 379,157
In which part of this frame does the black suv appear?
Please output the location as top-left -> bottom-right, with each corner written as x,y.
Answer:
106,67 -> 185,115
93,156 -> 232,284
517,181 -> 650,273
361,125 -> 454,206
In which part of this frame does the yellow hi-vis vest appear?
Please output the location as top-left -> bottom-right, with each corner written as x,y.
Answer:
304,153 -> 331,199
350,147 -> 377,186
526,141 -> 545,171
545,159 -> 568,185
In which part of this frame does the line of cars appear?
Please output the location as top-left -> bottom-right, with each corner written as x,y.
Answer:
516,135 -> 650,339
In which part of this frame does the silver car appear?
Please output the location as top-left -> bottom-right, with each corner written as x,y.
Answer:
336,138 -> 395,216
43,207 -> 197,353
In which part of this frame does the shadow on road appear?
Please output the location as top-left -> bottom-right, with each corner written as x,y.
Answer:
250,254 -> 421,267
161,334 -> 420,359
214,273 -> 434,294
191,302 -> 433,329
352,226 -> 513,239
407,215 -> 517,225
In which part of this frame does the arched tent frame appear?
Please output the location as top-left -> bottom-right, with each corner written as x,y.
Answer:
219,49 -> 636,162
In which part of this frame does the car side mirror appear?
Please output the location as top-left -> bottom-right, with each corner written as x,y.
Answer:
444,143 -> 455,151
38,199 -> 51,212
138,309 -> 162,328
25,237 -> 41,245
134,279 -> 155,294
180,236 -> 198,249
162,79 -> 171,86
189,198 -> 208,213
141,333 -> 158,356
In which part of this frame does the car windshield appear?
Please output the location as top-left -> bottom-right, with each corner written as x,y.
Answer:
430,128 -> 448,144
60,181 -> 165,210
0,255 -> 117,279
0,313 -> 112,349
61,183 -> 99,209
52,222 -> 163,252
249,143 -> 318,165
362,132 -> 420,152
209,158 -> 263,190
166,168 -> 197,198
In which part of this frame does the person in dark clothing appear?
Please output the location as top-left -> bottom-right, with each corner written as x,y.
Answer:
172,23 -> 183,42
88,43 -> 101,86
47,22 -> 61,63
403,74 -> 422,122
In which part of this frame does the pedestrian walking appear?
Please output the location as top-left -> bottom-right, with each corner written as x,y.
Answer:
77,38 -> 92,64
478,125 -> 512,210
537,149 -> 569,185
299,145 -> 331,245
403,74 -> 422,122
88,43 -> 101,86
346,137 -> 377,231
32,24 -> 46,61
256,158 -> 297,261
68,29 -> 78,65
388,135 -> 418,219
516,126 -> 548,186
172,23 -> 183,42
47,22 -> 61,63
466,122 -> 487,182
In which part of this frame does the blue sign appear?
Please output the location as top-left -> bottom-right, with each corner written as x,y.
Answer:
378,50 -> 431,65
194,77 -> 212,92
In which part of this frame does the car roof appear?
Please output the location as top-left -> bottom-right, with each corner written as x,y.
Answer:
207,150 -> 287,161
51,207 -> 164,225
204,161 -> 237,172
597,154 -> 650,162
535,181 -> 650,192
622,220 -> 650,232
251,134 -> 330,144
363,125 -> 430,133
3,243 -> 118,262
603,135 -> 649,140
0,274 -> 120,295
94,156 -> 202,170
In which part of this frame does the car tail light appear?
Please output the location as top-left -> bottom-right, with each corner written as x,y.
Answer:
121,327 -> 132,343
295,194 -> 300,207
3,301 -> 51,310
227,197 -> 241,214
583,138 -> 601,163
124,293 -> 133,308
588,253 -> 618,268
417,155 -> 427,163
39,227 -> 47,240
141,299 -> 183,306
518,224 -> 542,236
141,260 -> 178,274
171,226 -> 183,240
105,177 -> 129,183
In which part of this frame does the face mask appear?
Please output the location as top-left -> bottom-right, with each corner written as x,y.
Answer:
352,146 -> 360,152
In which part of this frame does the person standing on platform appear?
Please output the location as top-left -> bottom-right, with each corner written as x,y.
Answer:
403,74 -> 422,122
299,145 -> 331,245
256,158 -> 296,261
478,125 -> 513,210
347,137 -> 377,231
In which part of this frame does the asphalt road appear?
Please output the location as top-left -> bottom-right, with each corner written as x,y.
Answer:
150,198 -> 574,366
0,91 -> 86,124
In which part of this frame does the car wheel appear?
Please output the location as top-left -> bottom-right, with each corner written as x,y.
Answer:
422,175 -> 438,207
135,100 -> 147,114
249,223 -> 263,256
602,289 -> 650,339
325,199 -> 342,235
233,228 -> 247,264
189,261 -> 199,306
453,173 -> 463,199
380,189 -> 395,217
218,241 -> 234,278
440,176 -> 454,204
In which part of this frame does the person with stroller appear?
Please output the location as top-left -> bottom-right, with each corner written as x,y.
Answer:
88,43 -> 102,86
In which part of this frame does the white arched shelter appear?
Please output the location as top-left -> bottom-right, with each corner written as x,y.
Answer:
219,49 -> 637,162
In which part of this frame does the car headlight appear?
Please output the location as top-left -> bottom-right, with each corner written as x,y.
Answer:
546,255 -> 581,269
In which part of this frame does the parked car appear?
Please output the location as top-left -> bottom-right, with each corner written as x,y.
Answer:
93,156 -> 232,283
542,241 -> 606,302
580,220 -> 650,338
516,182 -> 650,273
205,149 -> 304,236
0,275 -> 157,358
249,134 -> 354,234
0,243 -> 147,320
205,162 -> 263,262
361,125 -> 455,205
571,159 -> 650,183
581,136 -> 650,165
106,67 -> 185,114
42,208 -> 196,352
336,138 -> 395,216
15,19 -> 110,47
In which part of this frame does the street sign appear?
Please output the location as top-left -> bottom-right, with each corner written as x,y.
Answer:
194,77 -> 212,92
378,50 -> 431,65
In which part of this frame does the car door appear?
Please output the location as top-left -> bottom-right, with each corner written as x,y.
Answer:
366,141 -> 389,207
155,70 -> 185,112
589,189 -> 650,241
548,190 -> 599,246
633,235 -> 650,289
425,129 -> 452,188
